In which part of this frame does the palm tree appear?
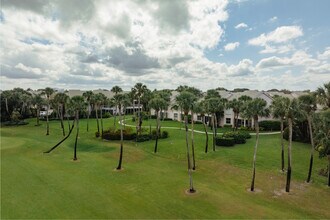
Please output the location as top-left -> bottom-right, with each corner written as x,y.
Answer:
194,101 -> 209,153
315,82 -> 330,109
285,98 -> 301,192
69,96 -> 87,161
97,93 -> 107,136
91,93 -> 102,135
298,94 -> 317,183
242,98 -> 270,192
113,93 -> 127,170
270,96 -> 291,172
228,99 -> 241,130
41,87 -> 55,135
111,86 -> 123,128
31,94 -> 44,126
149,95 -> 167,153
132,83 -> 148,134
82,91 -> 94,132
54,93 -> 69,136
176,91 -> 196,193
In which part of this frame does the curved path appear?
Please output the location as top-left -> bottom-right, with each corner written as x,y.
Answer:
119,118 -> 280,136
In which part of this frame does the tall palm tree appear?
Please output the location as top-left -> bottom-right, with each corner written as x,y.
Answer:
82,91 -> 94,132
315,82 -> 330,109
176,91 -> 196,193
41,87 -> 55,135
111,86 -> 123,128
91,93 -> 102,135
132,83 -> 148,134
31,94 -> 44,126
242,98 -> 270,192
270,96 -> 291,172
285,98 -> 301,192
69,96 -> 87,161
54,93 -> 69,136
149,95 -> 167,153
298,94 -> 317,183
228,99 -> 241,130
195,101 -> 209,153
97,93 -> 107,136
113,93 -> 128,170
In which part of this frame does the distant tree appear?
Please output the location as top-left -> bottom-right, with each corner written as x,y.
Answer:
195,100 -> 209,153
242,98 -> 270,192
82,91 -> 94,132
53,93 -> 69,136
132,83 -> 148,134
315,81 -> 330,109
31,94 -> 45,126
41,87 -> 55,135
111,86 -> 123,128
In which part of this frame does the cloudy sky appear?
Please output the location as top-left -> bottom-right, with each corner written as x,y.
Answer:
1,0 -> 330,91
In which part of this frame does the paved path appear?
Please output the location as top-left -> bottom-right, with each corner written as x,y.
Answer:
119,118 -> 281,136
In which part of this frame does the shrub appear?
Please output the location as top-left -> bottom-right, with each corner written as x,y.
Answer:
101,127 -> 136,140
194,121 -> 203,124
258,120 -> 281,131
223,124 -> 232,128
136,134 -> 151,142
163,118 -> 173,121
283,126 -> 309,143
3,120 -> 29,126
103,112 -> 111,118
95,131 -> 100,138
222,131 -> 248,144
150,115 -> 157,119
161,130 -> 169,138
240,131 -> 251,139
215,137 -> 235,147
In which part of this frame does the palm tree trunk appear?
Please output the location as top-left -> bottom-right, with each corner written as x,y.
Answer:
214,114 -> 218,137
236,114 -> 239,131
138,97 -> 141,134
73,111 -> 79,161
191,110 -> 196,170
95,106 -> 100,134
203,115 -> 208,153
36,108 -> 40,126
185,114 -> 195,193
280,118 -> 285,172
327,155 -> 330,187
100,105 -> 104,136
114,106 -> 117,129
286,118 -> 293,192
46,99 -> 50,135
250,117 -> 259,192
212,114 -> 216,151
60,104 -> 65,136
154,111 -> 159,153
116,107 -> 123,170
306,116 -> 315,183
87,103 -> 90,132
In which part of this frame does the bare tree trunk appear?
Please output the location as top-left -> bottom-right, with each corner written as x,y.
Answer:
95,105 -> 100,134
250,117 -> 259,192
191,110 -> 196,170
154,111 -> 159,153
306,116 -> 315,183
100,105 -> 104,136
87,102 -> 90,132
327,155 -> 330,187
116,107 -> 123,170
214,114 -> 218,137
185,114 -> 195,193
73,111 -> 79,161
36,108 -> 40,126
212,114 -> 216,151
46,99 -> 50,135
138,97 -> 142,134
203,115 -> 208,153
286,118 -> 293,192
280,118 -> 285,172
60,104 -> 65,136
114,106 -> 117,129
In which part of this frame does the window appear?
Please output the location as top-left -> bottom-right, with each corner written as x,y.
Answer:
226,118 -> 231,124
197,115 -> 202,121
174,113 -> 178,119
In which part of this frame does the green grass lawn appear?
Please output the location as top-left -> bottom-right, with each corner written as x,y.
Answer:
1,117 -> 329,219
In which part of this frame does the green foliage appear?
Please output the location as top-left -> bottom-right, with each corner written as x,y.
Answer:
215,137 -> 235,146
103,112 -> 111,118
11,110 -> 21,122
222,131 -> 249,144
102,127 -> 136,140
95,131 -> 100,137
283,126 -> 309,143
161,130 -> 169,138
3,120 -> 29,126
258,120 -> 281,131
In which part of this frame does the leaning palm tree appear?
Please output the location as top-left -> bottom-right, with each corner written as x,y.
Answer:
270,96 -> 291,172
176,91 -> 197,193
298,94 -> 317,183
149,95 -> 167,153
31,94 -> 45,126
111,86 -> 123,128
242,98 -> 270,192
41,87 -> 55,135
82,91 -> 94,132
54,93 -> 69,136
69,96 -> 87,161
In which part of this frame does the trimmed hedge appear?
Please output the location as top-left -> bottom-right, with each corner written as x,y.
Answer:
258,120 -> 281,131
215,137 -> 235,146
222,131 -> 250,144
2,120 -> 29,126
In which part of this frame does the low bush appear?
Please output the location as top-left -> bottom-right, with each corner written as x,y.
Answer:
194,121 -> 203,124
136,134 -> 151,142
103,112 -> 111,118
161,130 -> 169,138
163,118 -> 173,121
258,120 -> 281,131
223,124 -> 232,128
95,131 -> 100,138
222,131 -> 249,144
215,137 -> 235,147
3,120 -> 29,126
102,127 -> 136,140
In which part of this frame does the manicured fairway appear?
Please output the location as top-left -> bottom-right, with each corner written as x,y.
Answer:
1,117 -> 329,219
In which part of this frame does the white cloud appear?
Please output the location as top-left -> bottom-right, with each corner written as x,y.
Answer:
318,47 -> 330,60
224,42 -> 240,51
269,16 -> 278,22
307,64 -> 330,74
259,44 -> 294,54
248,26 -> 303,46
228,59 -> 254,76
235,23 -> 248,29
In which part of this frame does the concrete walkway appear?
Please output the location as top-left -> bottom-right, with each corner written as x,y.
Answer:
119,118 -> 281,136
